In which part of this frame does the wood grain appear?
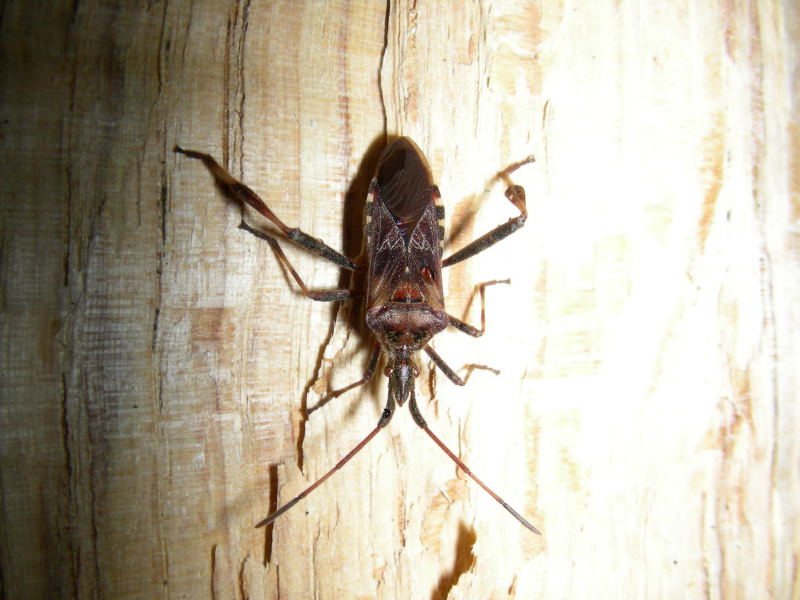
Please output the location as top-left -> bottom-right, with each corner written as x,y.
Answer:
1,1 -> 798,598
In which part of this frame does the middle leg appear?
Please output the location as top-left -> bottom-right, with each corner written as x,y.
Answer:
447,279 -> 509,338
239,221 -> 355,302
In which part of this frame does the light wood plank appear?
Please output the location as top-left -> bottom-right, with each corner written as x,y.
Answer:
1,1 -> 797,598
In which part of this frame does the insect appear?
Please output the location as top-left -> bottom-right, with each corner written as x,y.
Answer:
175,137 -> 540,534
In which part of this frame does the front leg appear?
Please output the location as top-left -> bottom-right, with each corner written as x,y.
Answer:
307,342 -> 381,414
425,345 -> 500,387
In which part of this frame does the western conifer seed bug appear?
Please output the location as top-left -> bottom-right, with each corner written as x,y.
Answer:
175,137 -> 540,534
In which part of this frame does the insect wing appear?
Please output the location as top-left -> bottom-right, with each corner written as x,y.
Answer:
365,138 -> 445,310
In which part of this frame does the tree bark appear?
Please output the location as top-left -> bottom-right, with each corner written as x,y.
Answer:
1,1 -> 798,598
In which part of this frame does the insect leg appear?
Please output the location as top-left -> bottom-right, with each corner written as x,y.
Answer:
307,343 -> 381,415
239,221 -> 355,302
256,396 -> 396,528
175,146 -> 356,271
408,390 -> 541,535
424,346 -> 499,387
442,155 -> 534,268
446,279 -> 509,338
424,345 -> 465,385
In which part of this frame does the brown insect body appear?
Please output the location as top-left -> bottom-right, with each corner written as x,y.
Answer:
175,136 -> 540,534
366,138 -> 447,407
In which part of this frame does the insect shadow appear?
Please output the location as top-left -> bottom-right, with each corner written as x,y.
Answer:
175,135 -> 540,535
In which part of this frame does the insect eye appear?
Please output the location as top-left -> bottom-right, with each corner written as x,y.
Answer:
420,266 -> 434,282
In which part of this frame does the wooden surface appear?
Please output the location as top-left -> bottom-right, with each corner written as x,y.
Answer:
1,1 -> 798,598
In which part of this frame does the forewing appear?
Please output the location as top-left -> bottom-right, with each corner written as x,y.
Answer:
365,138 -> 445,310
407,199 -> 444,307
376,139 -> 434,246
365,191 -> 406,308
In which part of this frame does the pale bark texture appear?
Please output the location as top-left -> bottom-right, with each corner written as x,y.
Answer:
1,1 -> 798,599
